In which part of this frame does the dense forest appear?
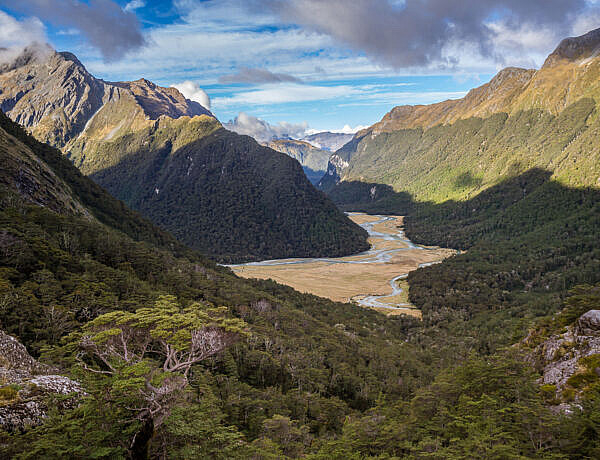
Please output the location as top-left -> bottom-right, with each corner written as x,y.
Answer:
1,98 -> 600,458
84,122 -> 369,263
0,48 -> 369,264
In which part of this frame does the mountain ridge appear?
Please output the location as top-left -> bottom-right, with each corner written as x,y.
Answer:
0,47 -> 369,262
321,27 -> 600,203
0,46 -> 213,148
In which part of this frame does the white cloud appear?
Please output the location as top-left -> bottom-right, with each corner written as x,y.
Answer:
0,11 -> 46,49
571,11 -> 600,36
0,0 -> 145,62
224,112 -> 309,142
306,124 -> 369,135
213,83 -> 360,107
124,0 -> 146,12
171,81 -> 211,110
0,11 -> 48,65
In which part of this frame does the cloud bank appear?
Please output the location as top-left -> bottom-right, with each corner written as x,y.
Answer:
305,124 -> 369,135
224,112 -> 308,143
171,81 -> 211,110
249,0 -> 595,68
0,10 -> 47,64
219,67 -> 302,84
0,0 -> 145,61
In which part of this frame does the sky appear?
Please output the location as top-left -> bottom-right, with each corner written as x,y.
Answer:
0,0 -> 599,138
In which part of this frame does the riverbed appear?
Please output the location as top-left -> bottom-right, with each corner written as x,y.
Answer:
228,214 -> 456,317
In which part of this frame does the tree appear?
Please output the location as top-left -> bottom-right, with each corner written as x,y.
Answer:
71,295 -> 248,459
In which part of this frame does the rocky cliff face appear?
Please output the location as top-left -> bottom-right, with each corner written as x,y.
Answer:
0,330 -> 82,432
0,46 -> 212,148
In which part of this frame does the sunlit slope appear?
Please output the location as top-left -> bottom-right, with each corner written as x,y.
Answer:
323,28 -> 600,202
0,48 -> 368,262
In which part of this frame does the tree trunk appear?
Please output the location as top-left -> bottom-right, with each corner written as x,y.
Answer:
130,418 -> 154,460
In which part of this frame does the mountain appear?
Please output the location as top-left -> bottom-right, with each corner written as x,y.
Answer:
265,138 -> 331,183
0,110 -> 198,258
320,28 -> 600,203
2,97 -> 600,458
0,108 -> 420,457
303,131 -> 353,151
0,46 -> 212,148
0,47 -> 368,262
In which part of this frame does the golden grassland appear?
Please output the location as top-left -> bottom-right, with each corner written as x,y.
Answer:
232,215 -> 455,316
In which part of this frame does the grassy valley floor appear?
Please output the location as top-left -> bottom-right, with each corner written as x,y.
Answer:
231,214 -> 455,317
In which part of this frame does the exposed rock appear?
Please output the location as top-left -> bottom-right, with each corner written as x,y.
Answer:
0,329 -> 48,374
0,330 -> 83,433
526,310 -> 600,410
0,47 -> 213,149
575,310 -> 600,336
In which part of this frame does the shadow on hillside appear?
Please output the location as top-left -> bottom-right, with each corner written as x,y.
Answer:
325,168 -> 600,250
328,168 -> 600,345
327,168 -> 553,215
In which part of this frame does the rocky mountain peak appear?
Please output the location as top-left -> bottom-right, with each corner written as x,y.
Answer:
543,27 -> 600,68
0,47 -> 214,148
57,51 -> 85,68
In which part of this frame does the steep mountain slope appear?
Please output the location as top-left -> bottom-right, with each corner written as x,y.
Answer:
0,111 -> 424,457
3,96 -> 600,459
321,28 -> 600,202
265,138 -> 331,183
0,48 -> 368,262
0,111 -> 197,258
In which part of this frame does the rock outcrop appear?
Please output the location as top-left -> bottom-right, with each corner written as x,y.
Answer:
0,330 -> 82,432
526,310 -> 600,411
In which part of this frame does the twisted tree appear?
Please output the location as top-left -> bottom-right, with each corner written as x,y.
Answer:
72,295 -> 248,459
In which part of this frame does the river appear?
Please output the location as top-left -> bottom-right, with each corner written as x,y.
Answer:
229,214 -> 454,315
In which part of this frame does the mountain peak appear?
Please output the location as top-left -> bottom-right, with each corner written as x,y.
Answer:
0,48 -> 214,147
57,51 -> 85,68
543,27 -> 600,68
0,43 -> 53,73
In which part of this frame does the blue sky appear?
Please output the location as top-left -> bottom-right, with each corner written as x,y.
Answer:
1,0 -> 599,135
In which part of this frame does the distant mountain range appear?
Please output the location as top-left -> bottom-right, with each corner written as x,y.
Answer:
265,138 -> 331,184
320,27 -> 600,204
0,47 -> 368,262
261,133 -> 354,184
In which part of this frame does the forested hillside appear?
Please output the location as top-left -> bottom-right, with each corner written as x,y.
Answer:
0,48 -> 368,263
321,28 -> 600,202
1,92 -> 600,458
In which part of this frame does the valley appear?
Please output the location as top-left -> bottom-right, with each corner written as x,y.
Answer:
230,213 -> 455,317
1,6 -> 600,457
